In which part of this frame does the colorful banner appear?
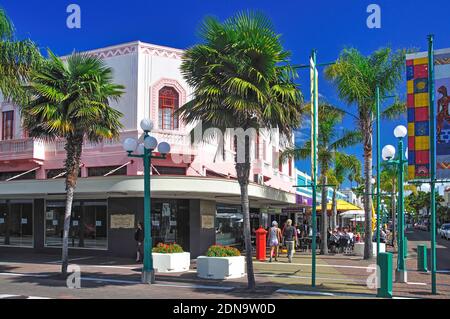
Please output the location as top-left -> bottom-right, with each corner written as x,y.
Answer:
435,50 -> 450,179
406,49 -> 450,180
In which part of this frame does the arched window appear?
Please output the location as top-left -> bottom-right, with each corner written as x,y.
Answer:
158,86 -> 179,130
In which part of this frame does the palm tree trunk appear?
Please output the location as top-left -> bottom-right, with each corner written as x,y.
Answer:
331,188 -> 337,230
61,134 -> 83,275
235,136 -> 255,290
362,119 -> 373,260
320,172 -> 328,255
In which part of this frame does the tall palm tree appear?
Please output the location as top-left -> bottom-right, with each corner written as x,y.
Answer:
327,153 -> 361,230
178,11 -> 303,289
325,47 -> 406,259
0,6 -> 41,102
21,51 -> 124,275
282,103 -> 362,254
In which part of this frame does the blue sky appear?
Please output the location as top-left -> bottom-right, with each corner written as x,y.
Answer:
3,0 -> 450,187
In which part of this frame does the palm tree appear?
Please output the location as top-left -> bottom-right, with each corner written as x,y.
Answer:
0,6 -> 41,102
327,153 -> 361,230
282,103 -> 361,254
21,51 -> 124,275
380,162 -> 398,248
178,11 -> 303,289
325,47 -> 407,260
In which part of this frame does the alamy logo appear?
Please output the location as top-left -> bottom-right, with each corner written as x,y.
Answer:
66,4 -> 81,29
366,263 -> 381,289
366,4 -> 381,29
66,264 -> 81,289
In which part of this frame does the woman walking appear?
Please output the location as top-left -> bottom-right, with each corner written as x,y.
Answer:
268,221 -> 282,262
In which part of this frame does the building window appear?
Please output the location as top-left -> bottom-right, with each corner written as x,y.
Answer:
45,200 -> 107,249
151,199 -> 190,251
0,200 -> 33,247
216,204 -> 243,246
255,134 -> 260,159
46,169 -> 82,179
288,160 -> 293,176
0,170 -> 36,181
158,86 -> 179,130
152,166 -> 186,175
88,166 -> 127,177
2,111 -> 14,140
272,146 -> 278,169
262,140 -> 267,161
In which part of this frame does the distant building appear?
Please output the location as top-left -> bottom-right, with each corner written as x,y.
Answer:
340,189 -> 363,208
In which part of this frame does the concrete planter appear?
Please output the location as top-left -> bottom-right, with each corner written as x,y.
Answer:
152,252 -> 190,273
353,242 -> 386,257
196,256 -> 246,279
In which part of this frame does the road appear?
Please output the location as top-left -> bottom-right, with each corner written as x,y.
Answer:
406,227 -> 450,271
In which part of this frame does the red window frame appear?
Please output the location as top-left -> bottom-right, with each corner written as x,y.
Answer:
2,111 -> 14,140
158,87 -> 179,130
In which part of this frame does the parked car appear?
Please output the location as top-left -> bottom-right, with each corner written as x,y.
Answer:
439,224 -> 450,240
415,222 -> 428,231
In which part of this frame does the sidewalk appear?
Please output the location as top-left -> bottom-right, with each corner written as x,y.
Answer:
2,249 -> 448,299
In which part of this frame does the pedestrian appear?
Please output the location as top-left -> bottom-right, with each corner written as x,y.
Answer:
282,219 -> 297,263
267,221 -> 282,262
134,222 -> 144,263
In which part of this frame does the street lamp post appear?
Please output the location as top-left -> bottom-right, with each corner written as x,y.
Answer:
382,125 -> 408,283
122,119 -> 171,284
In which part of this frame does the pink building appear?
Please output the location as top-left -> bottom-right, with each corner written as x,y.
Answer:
0,41 -> 296,258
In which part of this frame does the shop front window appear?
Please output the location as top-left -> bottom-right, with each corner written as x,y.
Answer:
216,205 -> 243,246
0,200 -> 33,247
151,199 -> 189,251
45,200 -> 107,249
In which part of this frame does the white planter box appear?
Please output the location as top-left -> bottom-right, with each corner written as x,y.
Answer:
354,243 -> 386,257
152,252 -> 190,273
196,256 -> 246,279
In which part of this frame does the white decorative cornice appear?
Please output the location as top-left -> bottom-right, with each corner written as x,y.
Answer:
139,42 -> 184,60
60,41 -> 184,60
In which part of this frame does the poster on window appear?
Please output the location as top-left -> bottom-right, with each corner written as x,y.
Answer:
162,203 -> 171,217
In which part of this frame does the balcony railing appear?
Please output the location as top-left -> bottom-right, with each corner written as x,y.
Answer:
0,138 -> 46,161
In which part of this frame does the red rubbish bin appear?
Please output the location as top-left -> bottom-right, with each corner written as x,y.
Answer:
255,226 -> 268,261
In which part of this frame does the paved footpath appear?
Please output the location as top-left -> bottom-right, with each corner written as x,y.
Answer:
0,233 -> 448,299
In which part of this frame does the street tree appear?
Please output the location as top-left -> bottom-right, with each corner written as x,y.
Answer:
178,11 -> 303,290
21,51 -> 124,275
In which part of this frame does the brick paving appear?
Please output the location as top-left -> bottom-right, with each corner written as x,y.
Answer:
0,229 -> 449,299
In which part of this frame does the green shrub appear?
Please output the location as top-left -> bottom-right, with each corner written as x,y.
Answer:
152,242 -> 184,253
206,245 -> 241,257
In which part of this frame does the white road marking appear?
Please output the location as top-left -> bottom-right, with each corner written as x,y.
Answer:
0,272 -> 50,278
406,282 -> 427,286
81,265 -> 137,270
47,257 -> 95,264
276,289 -> 336,296
257,273 -> 368,283
255,261 -> 376,270
276,288 -> 417,299
80,276 -> 234,290
0,294 -> 50,299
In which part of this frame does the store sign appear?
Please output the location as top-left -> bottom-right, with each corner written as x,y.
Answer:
110,214 -> 135,229
282,207 -> 305,214
201,215 -> 214,229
